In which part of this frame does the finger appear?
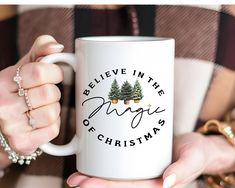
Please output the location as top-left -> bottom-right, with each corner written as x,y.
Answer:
67,172 -> 90,187
1,102 -> 60,135
67,173 -> 163,188
162,147 -> 206,188
0,36 -> 64,93
9,62 -> 63,92
25,102 -> 61,129
21,62 -> 63,89
5,117 -> 60,155
6,83 -> 60,118
29,35 -> 64,62
80,177 -> 162,188
20,84 -> 61,112
27,117 -> 61,152
17,35 -> 64,65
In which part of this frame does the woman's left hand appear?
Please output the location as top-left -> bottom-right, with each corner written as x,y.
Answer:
67,132 -> 228,188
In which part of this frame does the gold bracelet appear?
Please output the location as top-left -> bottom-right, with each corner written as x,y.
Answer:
196,110 -> 235,188
197,120 -> 235,147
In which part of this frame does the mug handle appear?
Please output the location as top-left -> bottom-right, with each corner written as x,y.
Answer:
38,53 -> 80,156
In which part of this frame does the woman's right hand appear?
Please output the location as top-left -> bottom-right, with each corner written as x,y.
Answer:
0,35 -> 64,157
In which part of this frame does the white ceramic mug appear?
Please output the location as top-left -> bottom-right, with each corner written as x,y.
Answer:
40,36 -> 175,180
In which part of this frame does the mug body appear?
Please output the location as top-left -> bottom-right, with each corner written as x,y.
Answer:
75,36 -> 174,180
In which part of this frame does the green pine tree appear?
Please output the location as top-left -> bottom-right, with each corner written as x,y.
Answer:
108,79 -> 120,104
132,80 -> 143,103
120,80 -> 133,105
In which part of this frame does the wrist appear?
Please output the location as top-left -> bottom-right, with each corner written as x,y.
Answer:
0,147 -> 12,169
0,147 -> 11,179
203,135 -> 235,174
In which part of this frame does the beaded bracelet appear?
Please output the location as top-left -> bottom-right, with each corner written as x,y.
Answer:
0,131 -> 42,165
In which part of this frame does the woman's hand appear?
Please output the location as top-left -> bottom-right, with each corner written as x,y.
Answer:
67,132 -> 235,188
0,35 -> 64,159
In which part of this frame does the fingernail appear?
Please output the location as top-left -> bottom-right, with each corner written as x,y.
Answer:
163,174 -> 176,188
66,173 -> 88,187
66,174 -> 78,187
49,43 -> 64,49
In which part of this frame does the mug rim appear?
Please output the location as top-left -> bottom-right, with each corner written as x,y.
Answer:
75,36 -> 174,43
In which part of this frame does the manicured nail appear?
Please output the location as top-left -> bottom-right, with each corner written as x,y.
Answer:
66,173 -> 88,187
49,43 -> 64,49
163,174 -> 176,188
66,178 -> 73,187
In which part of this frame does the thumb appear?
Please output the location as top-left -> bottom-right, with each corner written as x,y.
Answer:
162,146 -> 206,188
18,35 -> 64,65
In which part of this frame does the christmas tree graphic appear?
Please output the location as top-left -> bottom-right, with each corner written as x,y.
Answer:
108,79 -> 144,105
120,80 -> 133,105
132,80 -> 144,103
108,78 -> 120,104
